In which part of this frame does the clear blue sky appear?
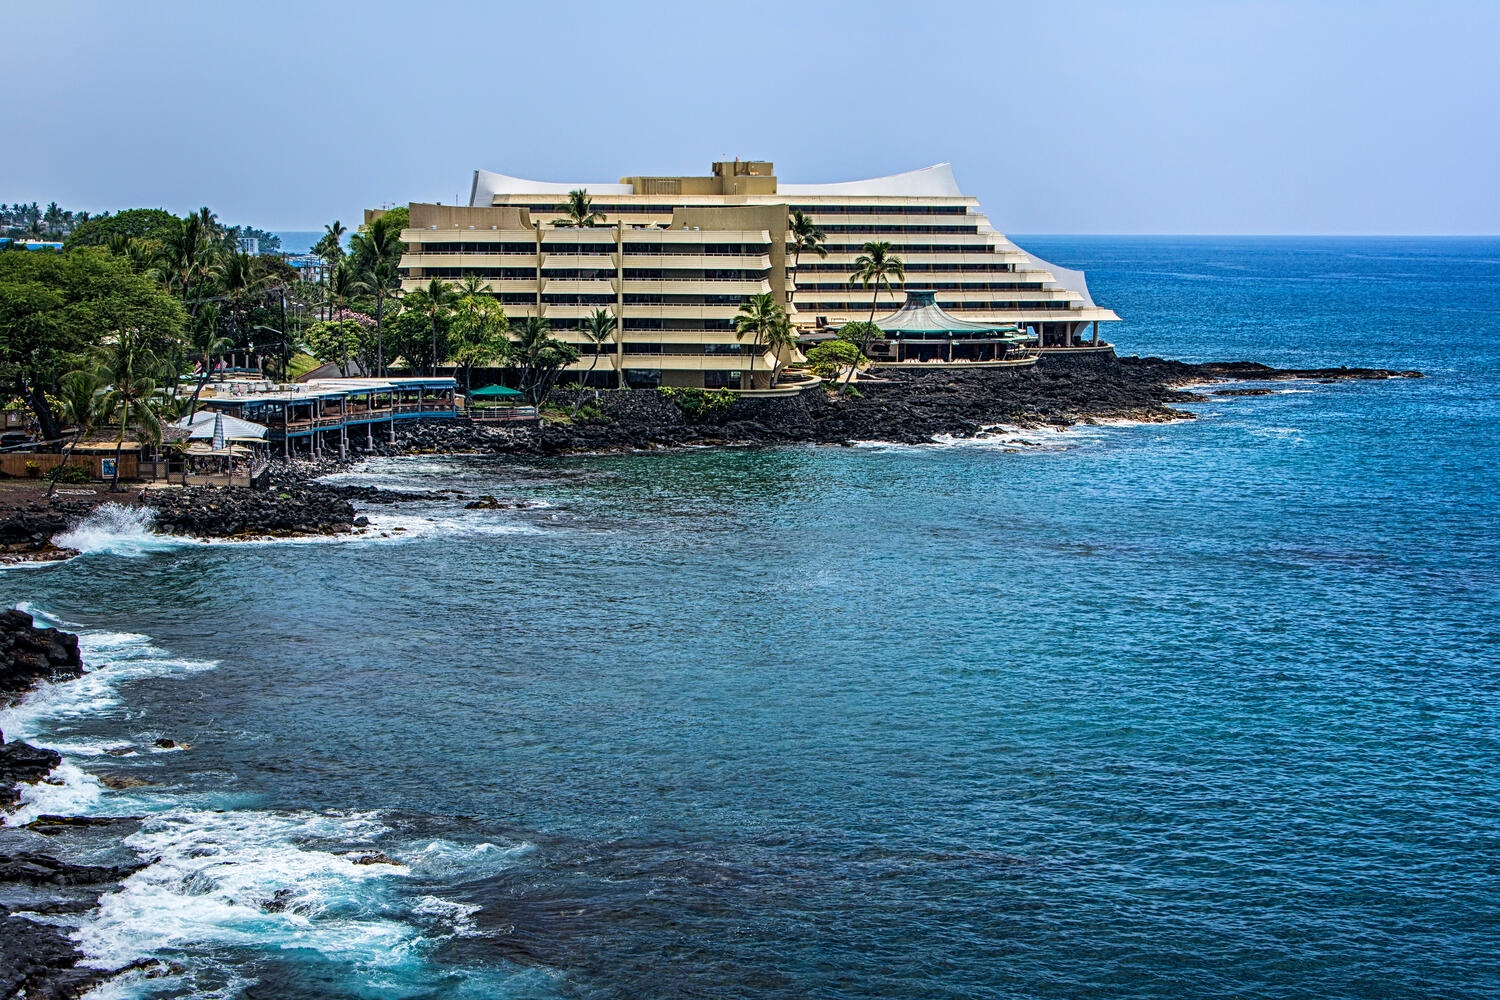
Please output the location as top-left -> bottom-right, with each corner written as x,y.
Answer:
8,0 -> 1497,234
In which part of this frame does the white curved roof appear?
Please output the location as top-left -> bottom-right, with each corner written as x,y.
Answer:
469,169 -> 631,205
469,163 -> 966,204
778,163 -> 963,198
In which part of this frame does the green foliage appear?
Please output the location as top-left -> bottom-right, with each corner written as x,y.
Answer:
306,319 -> 374,376
509,316 -> 578,404
836,321 -> 881,347
0,248 -> 185,436
23,460 -> 39,478
660,386 -> 737,423
65,209 -> 179,250
47,464 -> 91,484
805,339 -> 867,379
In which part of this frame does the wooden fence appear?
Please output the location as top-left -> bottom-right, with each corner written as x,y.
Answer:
0,451 -> 139,481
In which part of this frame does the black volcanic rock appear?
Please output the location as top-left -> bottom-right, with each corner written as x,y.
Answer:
145,485 -> 356,537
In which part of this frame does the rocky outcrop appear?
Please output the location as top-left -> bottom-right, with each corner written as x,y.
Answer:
145,485 -> 357,537
376,353 -> 1422,456
0,608 -> 84,705
0,501 -> 97,563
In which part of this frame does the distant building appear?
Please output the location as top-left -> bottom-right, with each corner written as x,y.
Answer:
237,236 -> 260,256
391,159 -> 1119,390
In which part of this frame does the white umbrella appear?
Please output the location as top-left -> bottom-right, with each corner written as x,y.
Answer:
211,411 -> 227,451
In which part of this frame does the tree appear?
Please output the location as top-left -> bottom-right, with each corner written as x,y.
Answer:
510,316 -> 578,404
183,304 -> 232,419
836,320 -> 884,361
847,242 -> 904,389
765,312 -> 799,388
215,250 -> 270,349
43,203 -> 65,239
306,318 -> 374,377
787,210 -> 827,309
412,277 -> 455,375
313,220 -> 346,267
153,209 -> 222,312
98,331 -> 163,492
449,282 -> 509,394
64,208 -> 179,250
46,368 -> 109,498
0,249 -> 186,439
349,214 -> 403,376
804,339 -> 865,381
734,292 -> 786,390
552,189 -> 604,228
572,308 -> 617,414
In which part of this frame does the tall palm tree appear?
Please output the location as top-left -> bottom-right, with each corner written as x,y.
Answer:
99,333 -> 162,492
787,210 -> 827,308
850,240 -> 905,326
327,259 -> 355,324
315,220 -> 347,263
183,304 -> 232,419
155,208 -> 220,313
573,308 -> 618,415
734,292 -> 786,390
553,189 -> 604,228
349,215 -> 404,376
417,275 -> 450,373
46,368 -> 109,498
847,241 -> 905,389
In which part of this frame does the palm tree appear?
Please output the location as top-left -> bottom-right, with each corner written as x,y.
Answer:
42,202 -> 64,239
850,240 -> 905,326
155,208 -> 220,312
183,304 -> 232,419
98,333 -> 163,492
511,316 -> 579,404
404,277 -> 456,375
787,210 -> 827,308
215,250 -> 268,350
847,241 -> 905,389
572,308 -> 618,415
315,220 -> 347,265
450,279 -> 507,395
765,313 -> 799,388
349,215 -> 404,376
553,189 -> 604,228
46,369 -> 108,498
734,292 -> 785,390
327,259 -> 355,324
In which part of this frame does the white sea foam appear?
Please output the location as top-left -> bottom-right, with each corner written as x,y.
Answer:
0,616 -> 218,751
7,761 -> 105,825
2,610 -> 532,994
53,505 -> 187,558
73,809 -> 415,971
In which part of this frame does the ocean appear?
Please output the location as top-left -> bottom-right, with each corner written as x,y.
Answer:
2,237 -> 1497,999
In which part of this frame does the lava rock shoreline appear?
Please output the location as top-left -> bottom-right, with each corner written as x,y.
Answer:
0,608 -> 134,999
381,352 -> 1423,457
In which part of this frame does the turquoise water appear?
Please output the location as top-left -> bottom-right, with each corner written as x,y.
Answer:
2,238 -> 1497,998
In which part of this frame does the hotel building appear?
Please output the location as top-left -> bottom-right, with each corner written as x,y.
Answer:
395,160 -> 1118,389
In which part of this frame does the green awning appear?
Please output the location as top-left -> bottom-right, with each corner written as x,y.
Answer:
468,384 -> 523,398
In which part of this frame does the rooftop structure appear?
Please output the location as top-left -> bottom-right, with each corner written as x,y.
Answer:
198,376 -> 457,459
394,159 -> 1119,390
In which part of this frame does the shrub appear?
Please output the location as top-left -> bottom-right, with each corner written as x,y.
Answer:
659,386 -> 737,423
805,339 -> 866,380
23,460 -> 40,478
47,464 -> 91,484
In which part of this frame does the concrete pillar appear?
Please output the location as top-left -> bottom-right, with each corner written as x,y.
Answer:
1066,324 -> 1074,348
1093,320 -> 1100,345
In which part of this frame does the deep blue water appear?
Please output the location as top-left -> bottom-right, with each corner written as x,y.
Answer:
2,238 -> 1497,999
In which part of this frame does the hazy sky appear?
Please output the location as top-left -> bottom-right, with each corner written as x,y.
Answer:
7,1 -> 1497,234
